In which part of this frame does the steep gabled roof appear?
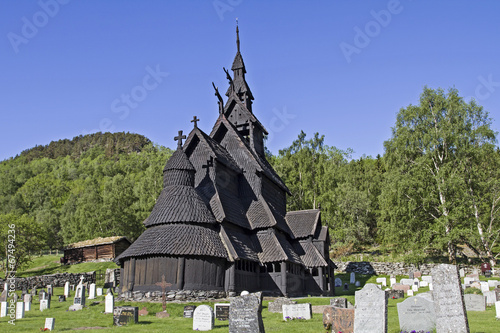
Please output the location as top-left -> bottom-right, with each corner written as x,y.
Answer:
317,226 -> 329,242
115,224 -> 228,262
245,196 -> 276,229
209,115 -> 290,194
285,209 -> 321,239
253,229 -> 302,265
293,240 -> 328,268
216,184 -> 252,229
220,225 -> 259,262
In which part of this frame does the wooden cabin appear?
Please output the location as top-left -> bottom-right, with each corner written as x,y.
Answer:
62,236 -> 131,264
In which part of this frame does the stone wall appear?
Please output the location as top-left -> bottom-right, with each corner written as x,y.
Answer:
117,289 -> 228,303
0,272 -> 96,291
333,261 -> 481,276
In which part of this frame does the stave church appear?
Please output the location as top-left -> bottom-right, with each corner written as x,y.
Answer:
116,26 -> 335,297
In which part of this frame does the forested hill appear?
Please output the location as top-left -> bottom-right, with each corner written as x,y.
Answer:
16,132 -> 151,162
0,132 -> 173,251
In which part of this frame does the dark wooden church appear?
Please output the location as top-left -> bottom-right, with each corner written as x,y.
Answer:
116,26 -> 335,297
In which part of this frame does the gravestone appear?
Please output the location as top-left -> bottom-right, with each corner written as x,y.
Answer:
485,270 -> 492,278
431,264 -> 469,333
69,285 -> 85,311
47,285 -> 53,296
282,303 -> 312,320
416,291 -> 433,301
350,272 -> 355,284
428,283 -> 433,291
228,291 -> 264,333
464,277 -> 475,285
335,278 -> 342,287
105,289 -> 114,314
419,280 -> 428,287
496,301 -> 500,319
495,288 -> 500,302
392,283 -> 410,292
407,290 -> 414,296
58,295 -> 66,302
323,306 -> 354,333
16,302 -> 24,319
215,303 -> 230,321
479,281 -> 489,293
139,306 -> 148,316
268,297 -> 296,313
400,278 -> 413,286
389,277 -> 396,287
414,271 -> 422,278
24,294 -> 31,303
0,287 -> 8,302
409,271 -> 414,279
353,284 -> 388,333
459,268 -> 465,277
0,301 -> 7,317
183,305 -> 196,318
113,306 -> 138,326
104,268 -> 116,288
411,284 -> 418,292
31,287 -> 37,296
24,300 -> 31,311
330,297 -> 348,308
376,277 -> 386,286
421,275 -> 432,283
487,280 -> 499,288
155,274 -> 172,318
193,304 -> 214,331
413,278 -> 420,287
343,283 -> 349,291
40,292 -> 50,311
45,318 -> 55,331
464,294 -> 486,311
97,288 -> 103,296
397,296 -> 436,332
386,289 -> 404,299
355,281 -> 361,287
64,281 -> 70,297
484,290 -> 496,306
88,283 -> 96,299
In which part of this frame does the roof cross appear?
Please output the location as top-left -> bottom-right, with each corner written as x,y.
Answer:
155,274 -> 172,312
174,130 -> 186,149
191,116 -> 200,128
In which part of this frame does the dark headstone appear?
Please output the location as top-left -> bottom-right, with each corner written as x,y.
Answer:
323,307 -> 354,333
215,303 -> 230,321
58,295 -> 66,302
484,270 -> 492,278
229,291 -> 264,333
113,306 -> 139,326
431,264 -> 469,333
481,263 -> 491,273
386,289 -> 404,299
397,296 -> 436,332
330,297 -> 348,308
343,283 -> 349,291
183,305 -> 196,318
353,284 -> 388,333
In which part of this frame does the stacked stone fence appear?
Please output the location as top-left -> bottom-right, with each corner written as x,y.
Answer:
333,261 -> 487,276
0,269 -> 120,291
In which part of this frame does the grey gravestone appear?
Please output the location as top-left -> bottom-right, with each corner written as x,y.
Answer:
323,306 -> 354,333
409,271 -> 414,279
183,305 -> 196,318
459,268 -> 465,277
397,296 -> 436,332
69,285 -> 85,311
330,297 -> 348,308
104,268 -> 116,288
484,290 -> 496,306
229,291 -> 264,333
386,289 -> 404,299
400,278 -> 414,286
215,303 -> 230,321
58,295 -> 66,302
335,277 -> 342,287
350,272 -> 355,284
431,264 -> 469,333
354,283 -> 388,333
464,294 -> 486,311
282,303 -> 311,320
193,304 -> 214,331
113,306 -> 138,326
268,297 -> 296,313
495,288 -> 500,302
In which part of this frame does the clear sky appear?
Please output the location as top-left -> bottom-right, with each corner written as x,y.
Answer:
1,0 -> 499,161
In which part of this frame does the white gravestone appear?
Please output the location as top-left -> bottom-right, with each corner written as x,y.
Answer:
411,285 -> 419,292
419,280 -> 428,287
16,302 -> 25,319
397,296 -> 436,333
496,301 -> 500,319
282,303 -> 312,320
484,290 -> 496,306
105,289 -> 114,314
413,278 -> 420,287
193,304 -> 214,331
97,288 -> 103,296
400,278 -> 414,286
421,275 -> 432,283
45,317 -> 55,331
407,290 -> 414,296
40,300 -> 50,311
354,284 -> 388,333
464,277 -> 475,285
390,277 -> 396,287
0,302 -> 7,317
488,280 -> 499,288
24,301 -> 31,311
350,272 -> 355,284
88,283 -> 96,299
64,281 -> 70,297
480,281 -> 489,293
428,283 -> 433,291
376,278 -> 387,286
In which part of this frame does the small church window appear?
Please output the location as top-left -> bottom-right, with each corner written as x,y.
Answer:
266,263 -> 273,272
274,263 -> 281,273
312,268 -> 318,276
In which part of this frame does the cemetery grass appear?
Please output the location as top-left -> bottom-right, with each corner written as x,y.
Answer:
17,255 -> 119,277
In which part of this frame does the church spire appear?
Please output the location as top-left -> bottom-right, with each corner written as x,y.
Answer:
229,21 -> 253,111
236,19 -> 240,53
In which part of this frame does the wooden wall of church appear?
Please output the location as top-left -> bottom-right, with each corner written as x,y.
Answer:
261,176 -> 286,215
183,257 -> 225,290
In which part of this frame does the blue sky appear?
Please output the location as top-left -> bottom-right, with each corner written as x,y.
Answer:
1,0 -> 499,161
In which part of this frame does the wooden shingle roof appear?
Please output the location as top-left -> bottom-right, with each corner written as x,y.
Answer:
254,229 -> 302,265
220,226 -> 259,262
115,224 -> 228,262
65,236 -> 130,250
293,240 -> 328,268
163,148 -> 195,172
285,209 -> 321,239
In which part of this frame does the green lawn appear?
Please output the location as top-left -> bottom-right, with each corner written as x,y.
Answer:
2,270 -> 498,332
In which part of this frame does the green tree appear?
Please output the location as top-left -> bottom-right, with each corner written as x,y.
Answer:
381,87 -> 497,263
